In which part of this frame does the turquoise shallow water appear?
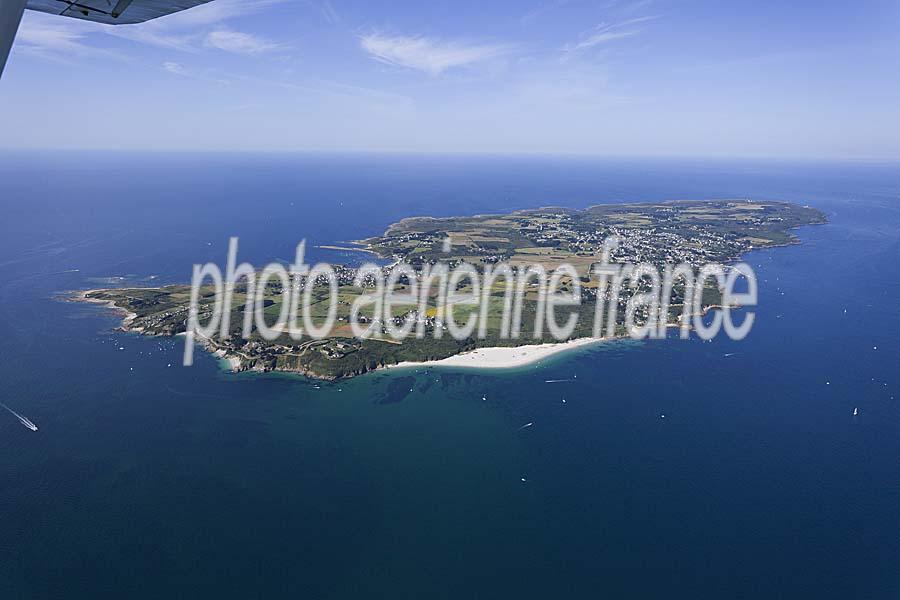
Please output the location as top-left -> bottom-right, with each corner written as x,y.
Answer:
0,153 -> 898,598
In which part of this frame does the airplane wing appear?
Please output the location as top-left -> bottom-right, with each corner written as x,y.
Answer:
1,0 -> 213,79
24,0 -> 214,26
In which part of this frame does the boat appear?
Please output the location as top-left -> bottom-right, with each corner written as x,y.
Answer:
853,407 -> 859,417
0,403 -> 37,431
17,416 -> 38,431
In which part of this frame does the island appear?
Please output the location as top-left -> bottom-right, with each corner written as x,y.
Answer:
75,199 -> 826,379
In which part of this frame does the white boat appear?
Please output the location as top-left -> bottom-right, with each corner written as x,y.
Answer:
1,403 -> 37,431
853,407 -> 859,417
18,416 -> 38,431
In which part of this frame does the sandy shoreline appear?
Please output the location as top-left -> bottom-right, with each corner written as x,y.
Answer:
316,244 -> 377,254
74,289 -> 141,330
72,287 -> 612,375
212,347 -> 243,370
386,337 -> 607,372
70,288 -> 711,378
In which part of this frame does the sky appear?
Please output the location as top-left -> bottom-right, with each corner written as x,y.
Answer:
1,0 -> 899,158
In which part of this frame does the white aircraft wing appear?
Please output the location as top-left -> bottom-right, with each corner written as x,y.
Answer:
1,0 -> 214,78
24,0 -> 213,25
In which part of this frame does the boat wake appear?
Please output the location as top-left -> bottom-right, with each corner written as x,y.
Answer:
0,403 -> 38,431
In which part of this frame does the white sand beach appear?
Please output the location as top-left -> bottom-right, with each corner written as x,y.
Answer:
388,337 -> 605,372
75,289 -> 140,329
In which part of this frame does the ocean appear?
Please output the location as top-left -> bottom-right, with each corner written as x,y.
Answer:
0,152 -> 898,598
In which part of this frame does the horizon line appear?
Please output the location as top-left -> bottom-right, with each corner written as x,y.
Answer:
1,147 -> 900,164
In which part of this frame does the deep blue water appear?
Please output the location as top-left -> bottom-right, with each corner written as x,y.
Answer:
0,153 -> 898,599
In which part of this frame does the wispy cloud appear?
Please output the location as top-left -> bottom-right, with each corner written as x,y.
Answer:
564,15 -> 659,53
319,1 -> 341,25
163,61 -> 188,75
156,0 -> 286,28
160,60 -> 232,85
103,0 -> 287,53
520,0 -> 571,25
204,30 -> 280,54
602,0 -> 655,15
360,33 -> 513,76
14,18 -> 117,62
103,25 -> 197,51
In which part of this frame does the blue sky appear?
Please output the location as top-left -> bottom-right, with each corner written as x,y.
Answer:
1,0 -> 898,157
